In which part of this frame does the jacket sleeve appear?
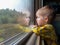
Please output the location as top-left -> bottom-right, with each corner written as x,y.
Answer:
39,24 -> 57,41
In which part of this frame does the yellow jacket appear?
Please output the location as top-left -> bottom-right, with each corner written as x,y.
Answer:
32,24 -> 57,45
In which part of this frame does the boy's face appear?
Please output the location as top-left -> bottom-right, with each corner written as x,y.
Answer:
36,13 -> 48,26
36,15 -> 44,26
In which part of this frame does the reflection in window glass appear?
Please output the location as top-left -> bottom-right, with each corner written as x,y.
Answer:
0,0 -> 34,43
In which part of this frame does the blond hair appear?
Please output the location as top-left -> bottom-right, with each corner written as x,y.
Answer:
36,5 -> 55,23
36,5 -> 54,16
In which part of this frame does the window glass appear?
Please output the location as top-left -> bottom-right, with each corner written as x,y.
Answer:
0,0 -> 34,43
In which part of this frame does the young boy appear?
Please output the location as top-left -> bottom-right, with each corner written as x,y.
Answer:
32,5 -> 57,45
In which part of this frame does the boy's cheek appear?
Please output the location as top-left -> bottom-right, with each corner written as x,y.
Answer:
36,19 -> 42,25
37,21 -> 45,26
36,19 -> 40,24
37,22 -> 41,25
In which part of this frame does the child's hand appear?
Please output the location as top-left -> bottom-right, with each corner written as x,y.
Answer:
29,25 -> 37,28
32,26 -> 40,35
29,25 -> 38,34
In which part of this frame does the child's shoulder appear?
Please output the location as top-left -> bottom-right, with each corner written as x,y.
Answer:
44,24 -> 53,27
44,24 -> 54,30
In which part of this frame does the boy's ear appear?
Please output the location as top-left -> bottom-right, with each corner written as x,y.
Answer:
45,17 -> 48,22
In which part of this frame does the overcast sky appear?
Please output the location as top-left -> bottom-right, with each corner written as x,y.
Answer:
0,0 -> 33,12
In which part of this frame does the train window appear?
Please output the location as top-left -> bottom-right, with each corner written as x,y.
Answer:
0,0 -> 34,43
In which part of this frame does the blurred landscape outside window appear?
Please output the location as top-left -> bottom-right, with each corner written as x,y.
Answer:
0,0 -> 34,42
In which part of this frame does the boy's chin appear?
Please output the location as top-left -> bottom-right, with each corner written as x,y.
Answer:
37,24 -> 44,26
